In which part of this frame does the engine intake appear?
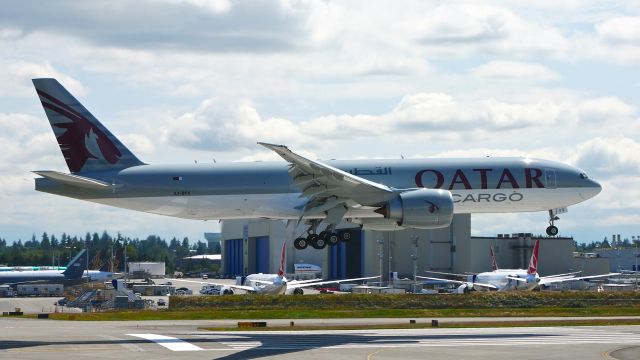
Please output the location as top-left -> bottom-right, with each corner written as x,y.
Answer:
374,188 -> 453,229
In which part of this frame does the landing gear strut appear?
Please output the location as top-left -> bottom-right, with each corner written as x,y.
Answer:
546,209 -> 559,236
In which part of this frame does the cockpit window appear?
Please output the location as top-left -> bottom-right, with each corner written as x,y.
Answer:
579,173 -> 589,179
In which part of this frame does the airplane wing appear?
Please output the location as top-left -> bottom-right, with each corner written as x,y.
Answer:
424,270 -> 474,277
539,273 -> 620,286
175,279 -> 256,292
286,276 -> 380,290
258,142 -> 395,219
416,275 -> 498,290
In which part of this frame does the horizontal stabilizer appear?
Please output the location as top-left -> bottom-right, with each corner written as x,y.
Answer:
33,170 -> 111,190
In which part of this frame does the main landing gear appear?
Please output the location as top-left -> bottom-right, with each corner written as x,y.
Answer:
546,209 -> 559,236
293,230 -> 351,250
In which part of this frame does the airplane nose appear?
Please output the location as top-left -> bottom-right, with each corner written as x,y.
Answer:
582,178 -> 602,199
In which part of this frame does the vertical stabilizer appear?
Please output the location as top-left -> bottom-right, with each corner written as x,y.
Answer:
527,240 -> 540,275
278,242 -> 286,277
63,250 -> 87,279
32,78 -> 144,173
490,246 -> 498,271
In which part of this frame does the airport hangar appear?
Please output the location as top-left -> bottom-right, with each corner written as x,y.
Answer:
220,215 -> 609,281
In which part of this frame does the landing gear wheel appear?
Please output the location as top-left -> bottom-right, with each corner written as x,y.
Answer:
327,232 -> 339,246
340,231 -> 352,242
294,237 -> 308,250
546,225 -> 558,236
310,234 -> 326,249
292,288 -> 304,295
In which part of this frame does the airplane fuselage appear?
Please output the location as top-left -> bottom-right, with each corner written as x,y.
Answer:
35,157 -> 601,221
473,270 -> 539,291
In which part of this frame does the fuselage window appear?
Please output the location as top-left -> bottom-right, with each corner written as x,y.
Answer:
173,176 -> 183,181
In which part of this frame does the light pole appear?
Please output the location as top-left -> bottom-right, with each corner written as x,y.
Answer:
411,235 -> 419,292
634,238 -> 638,291
377,239 -> 384,287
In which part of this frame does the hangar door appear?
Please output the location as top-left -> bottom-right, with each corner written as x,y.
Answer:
224,238 -> 243,276
254,236 -> 270,274
329,229 -> 363,279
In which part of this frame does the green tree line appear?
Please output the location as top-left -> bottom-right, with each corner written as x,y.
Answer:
0,231 -> 220,275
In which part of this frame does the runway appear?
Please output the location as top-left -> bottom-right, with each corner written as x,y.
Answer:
1,318 -> 639,359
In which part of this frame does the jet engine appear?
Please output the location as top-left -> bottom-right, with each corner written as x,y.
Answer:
373,188 -> 453,229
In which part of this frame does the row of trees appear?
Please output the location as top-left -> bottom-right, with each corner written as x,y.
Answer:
575,237 -> 640,252
0,232 -> 219,274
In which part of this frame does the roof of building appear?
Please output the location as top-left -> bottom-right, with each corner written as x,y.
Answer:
184,254 -> 221,260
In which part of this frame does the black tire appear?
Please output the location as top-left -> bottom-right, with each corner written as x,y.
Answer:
293,288 -> 304,295
327,232 -> 339,246
341,231 -> 352,242
294,237 -> 308,250
222,289 -> 234,295
310,234 -> 326,249
546,225 -> 559,236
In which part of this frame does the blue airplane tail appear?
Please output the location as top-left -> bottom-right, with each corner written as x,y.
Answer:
63,250 -> 88,279
32,78 -> 144,174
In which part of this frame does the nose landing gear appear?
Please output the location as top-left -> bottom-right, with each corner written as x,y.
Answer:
546,209 -> 559,236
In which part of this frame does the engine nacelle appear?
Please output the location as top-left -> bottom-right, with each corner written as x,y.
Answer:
374,188 -> 454,229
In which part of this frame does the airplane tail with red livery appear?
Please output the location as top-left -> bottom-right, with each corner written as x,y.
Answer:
527,239 -> 540,275
278,241 -> 286,278
490,246 -> 498,271
32,78 -> 144,174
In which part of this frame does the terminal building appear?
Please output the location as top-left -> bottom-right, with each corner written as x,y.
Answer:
220,215 -> 609,281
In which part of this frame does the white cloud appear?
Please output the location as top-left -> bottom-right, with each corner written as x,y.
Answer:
0,60 -> 86,97
597,16 -> 640,45
569,137 -> 640,177
417,4 -> 569,57
165,91 -> 636,152
472,60 -> 560,82
164,97 -> 306,151
575,16 -> 640,64
119,134 -> 156,156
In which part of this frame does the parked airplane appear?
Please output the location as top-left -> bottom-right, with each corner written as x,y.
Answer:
419,240 -> 618,292
32,79 -> 602,250
0,250 -> 88,285
189,243 -> 377,295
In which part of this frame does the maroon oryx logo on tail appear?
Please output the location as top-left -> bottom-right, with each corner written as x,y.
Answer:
37,89 -> 121,173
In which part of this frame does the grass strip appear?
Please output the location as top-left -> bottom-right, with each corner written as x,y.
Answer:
42,306 -> 640,321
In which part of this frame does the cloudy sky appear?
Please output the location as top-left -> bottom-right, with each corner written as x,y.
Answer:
1,0 -> 639,244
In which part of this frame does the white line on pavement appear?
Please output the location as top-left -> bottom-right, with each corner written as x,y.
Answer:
126,334 -> 203,352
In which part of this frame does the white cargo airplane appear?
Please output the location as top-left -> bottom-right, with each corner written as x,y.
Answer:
185,243 -> 378,295
32,79 -> 602,251
419,240 -> 618,292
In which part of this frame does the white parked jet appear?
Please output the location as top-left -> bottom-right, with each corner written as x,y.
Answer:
32,79 -> 602,251
186,243 -> 377,295
419,240 -> 618,292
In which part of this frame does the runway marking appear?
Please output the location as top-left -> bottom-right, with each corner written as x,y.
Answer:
126,334 -> 203,351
